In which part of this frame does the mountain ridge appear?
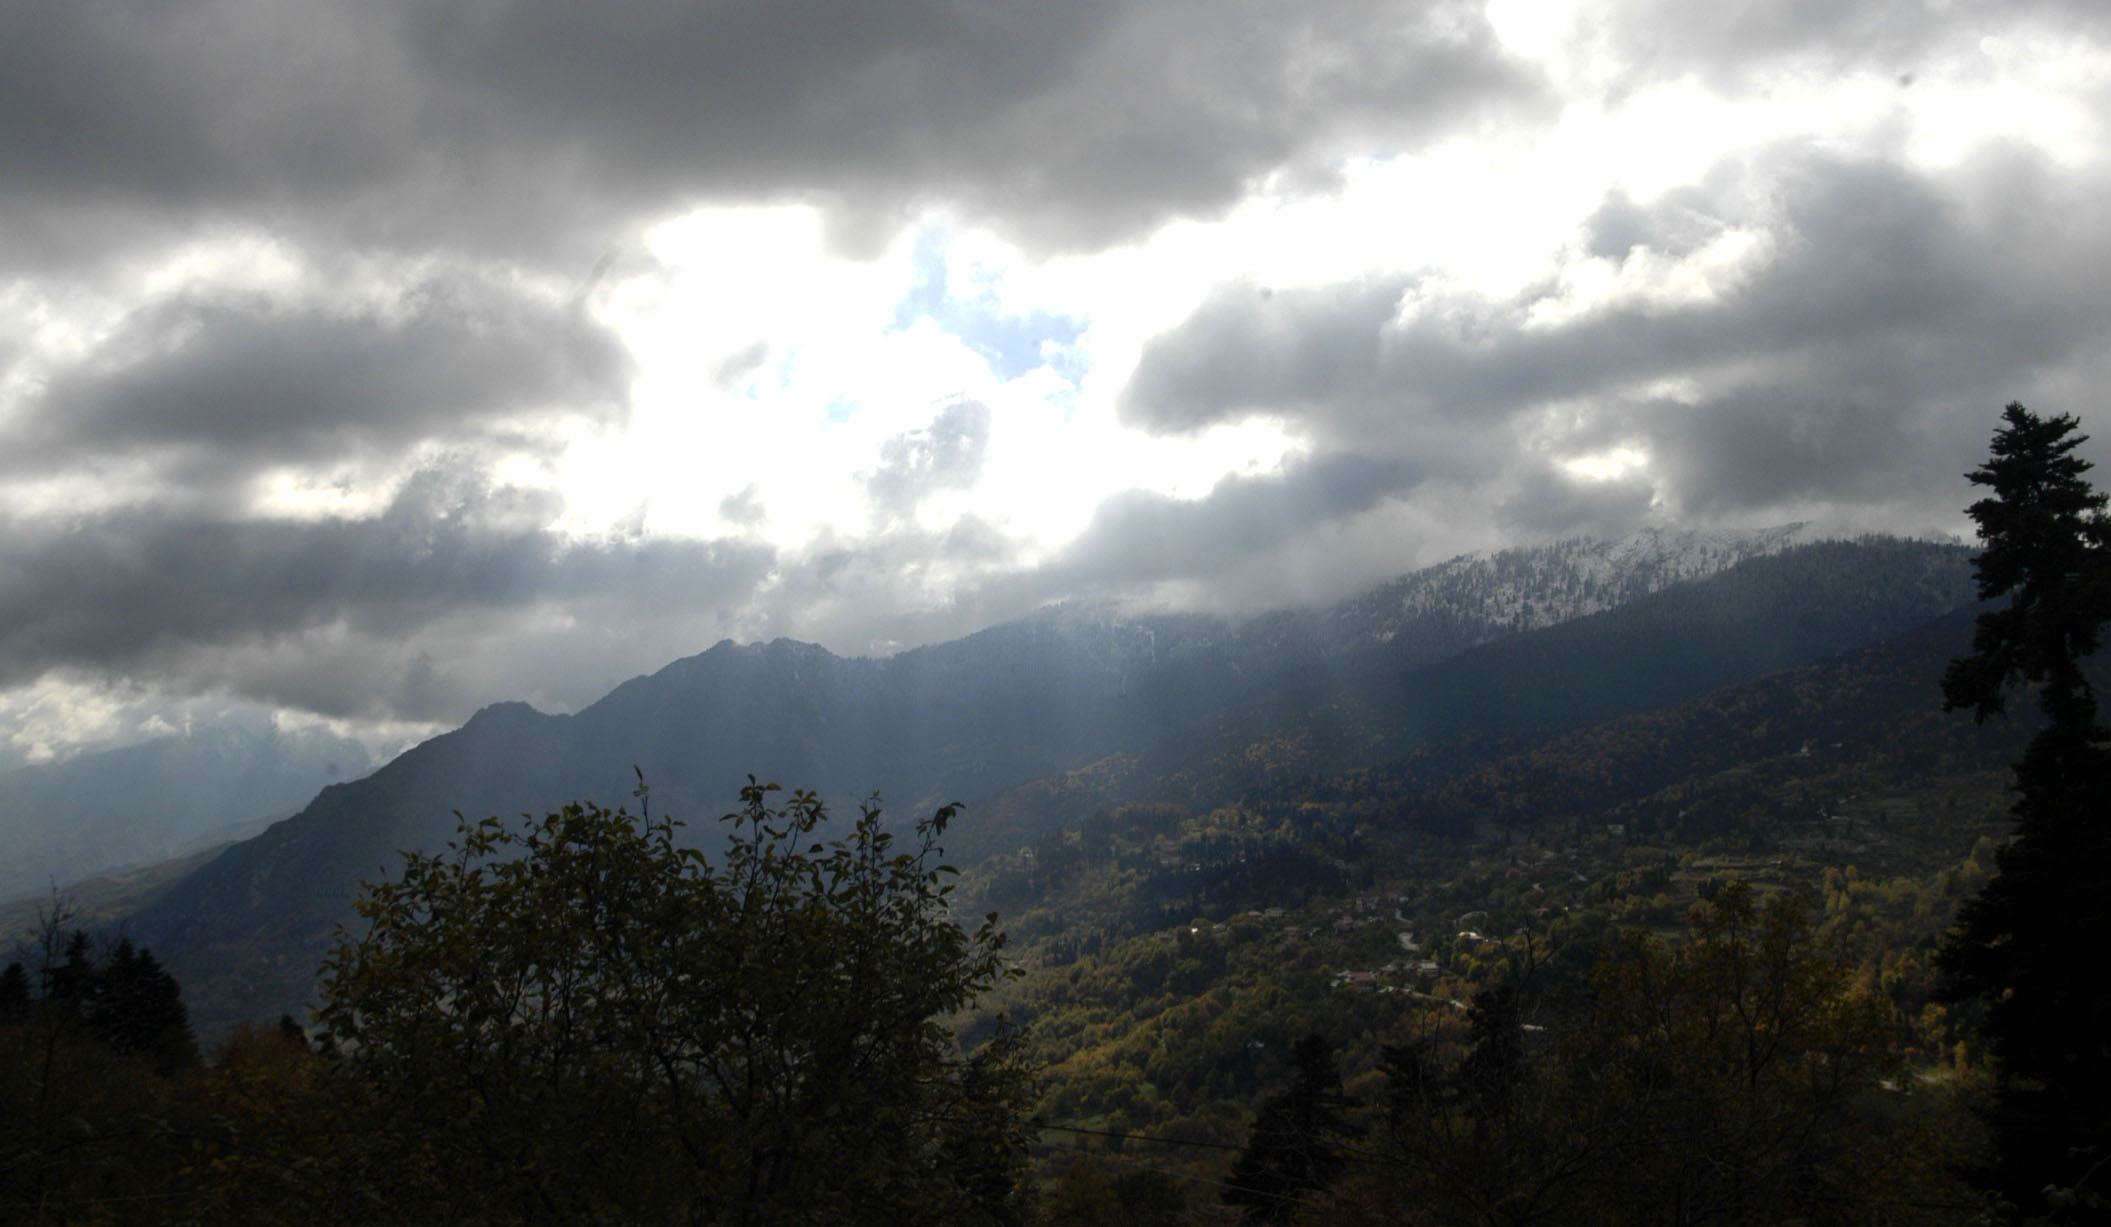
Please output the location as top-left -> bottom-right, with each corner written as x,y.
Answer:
118,529 -> 1968,1032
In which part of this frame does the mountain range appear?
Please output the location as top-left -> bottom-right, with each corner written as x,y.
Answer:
0,713 -> 369,903
46,526 -> 1978,1032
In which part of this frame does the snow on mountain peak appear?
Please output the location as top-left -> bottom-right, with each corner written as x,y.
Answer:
1368,523 -> 1832,639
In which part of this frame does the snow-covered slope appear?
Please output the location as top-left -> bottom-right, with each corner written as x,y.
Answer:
1351,523 -> 1834,641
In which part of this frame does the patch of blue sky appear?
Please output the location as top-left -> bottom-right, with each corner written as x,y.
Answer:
1044,380 -> 1082,424
889,228 -> 1084,382
743,350 -> 796,402
1042,343 -> 1089,389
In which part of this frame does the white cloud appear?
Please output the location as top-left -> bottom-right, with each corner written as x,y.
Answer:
0,0 -> 2105,760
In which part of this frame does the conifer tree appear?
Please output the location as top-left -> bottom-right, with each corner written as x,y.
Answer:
1938,403 -> 2111,1220
0,964 -> 26,1021
90,938 -> 198,1073
1226,1034 -> 1357,1222
45,929 -> 95,1005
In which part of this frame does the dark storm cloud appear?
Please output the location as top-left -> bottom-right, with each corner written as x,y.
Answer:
1050,451 -> 1424,588
866,401 -> 992,518
0,462 -> 774,707
1616,148 -> 2111,513
18,275 -> 630,485
734,450 -> 1434,656
0,2 -> 418,270
1124,145 -> 2111,528
0,0 -> 1535,269
1582,190 -> 1725,262
1125,268 -> 1655,448
1501,463 -> 1657,539
1638,388 -> 1914,513
1122,278 -> 1415,434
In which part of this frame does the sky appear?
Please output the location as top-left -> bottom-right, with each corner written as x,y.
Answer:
1,0 -> 2107,766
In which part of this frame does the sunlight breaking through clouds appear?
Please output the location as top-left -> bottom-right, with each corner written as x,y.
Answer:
0,0 -> 2106,759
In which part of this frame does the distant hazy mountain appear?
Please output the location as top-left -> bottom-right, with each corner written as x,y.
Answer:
126,529 -> 1969,1032
0,713 -> 370,901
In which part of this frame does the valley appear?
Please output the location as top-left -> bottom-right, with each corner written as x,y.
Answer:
3,528 -> 2026,1221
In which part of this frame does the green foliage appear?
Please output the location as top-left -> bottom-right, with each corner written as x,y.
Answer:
0,902 -> 206,1223
1363,883 -> 1970,1226
1040,1156 -> 1188,1226
313,780 -> 1035,1224
0,1013 -> 192,1223
84,938 -> 198,1074
1943,403 -> 2111,728
1225,1033 -> 1359,1222
176,1017 -> 363,1224
979,692 -> 2004,1210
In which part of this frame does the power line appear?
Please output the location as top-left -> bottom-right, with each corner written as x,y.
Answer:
1034,1119 -> 1249,1153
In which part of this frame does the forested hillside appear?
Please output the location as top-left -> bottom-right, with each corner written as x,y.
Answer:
959,538 -> 1974,860
121,532 -> 1963,1035
5,529 -> 2039,1224
960,617 -> 2024,1221
9,0 -> 2106,1211
3,564 -> 2022,1223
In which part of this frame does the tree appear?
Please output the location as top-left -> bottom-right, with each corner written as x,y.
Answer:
1042,1156 -> 1188,1227
1226,1033 -> 1358,1222
88,938 -> 197,1074
1355,885 -> 1960,1227
1572,885 -> 1914,1224
0,963 -> 27,1021
313,780 -> 1035,1225
44,929 -> 94,1005
1938,403 -> 2111,1220
0,902 -> 204,1220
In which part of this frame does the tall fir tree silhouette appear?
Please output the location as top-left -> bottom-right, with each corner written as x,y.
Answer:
1938,403 -> 2111,1220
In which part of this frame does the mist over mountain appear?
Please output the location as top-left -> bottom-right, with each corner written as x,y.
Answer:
0,713 -> 370,902
959,535 -> 1976,857
4,0 -> 2101,1210
117,529 -> 1975,1030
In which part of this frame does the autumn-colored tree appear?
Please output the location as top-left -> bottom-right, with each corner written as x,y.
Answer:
1357,885 -> 1967,1226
